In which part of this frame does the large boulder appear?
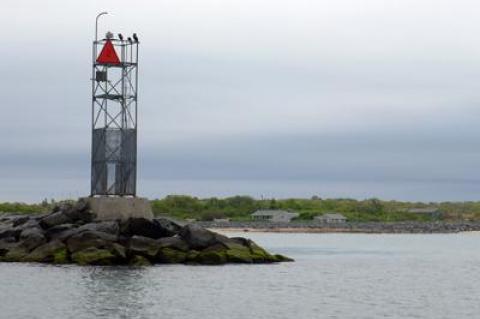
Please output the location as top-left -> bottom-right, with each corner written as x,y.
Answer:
156,247 -> 187,263
108,242 -> 127,260
0,236 -> 16,244
243,240 -> 278,263
77,221 -> 120,235
63,200 -> 95,224
128,235 -> 160,258
23,240 -> 67,263
15,219 -> 42,232
66,231 -> 117,253
40,201 -> 95,229
229,237 -> 251,246
195,250 -> 227,265
154,218 -> 182,236
225,246 -> 254,263
201,236 -> 286,263
185,250 -> 200,263
157,236 -> 189,252
3,244 -> 29,261
45,224 -> 79,241
213,235 -> 250,250
120,218 -> 172,239
12,216 -> 30,227
0,226 -> 21,240
129,255 -> 152,266
39,211 -> 71,229
19,227 -> 46,251
198,242 -> 252,264
179,224 -> 220,249
0,240 -> 16,260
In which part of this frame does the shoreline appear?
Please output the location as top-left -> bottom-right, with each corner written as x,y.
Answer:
211,228 -> 480,234
198,221 -> 480,234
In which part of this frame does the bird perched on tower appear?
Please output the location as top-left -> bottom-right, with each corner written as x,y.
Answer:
133,33 -> 139,43
118,33 -> 123,41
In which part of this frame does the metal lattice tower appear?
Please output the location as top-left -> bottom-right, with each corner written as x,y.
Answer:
91,32 -> 139,196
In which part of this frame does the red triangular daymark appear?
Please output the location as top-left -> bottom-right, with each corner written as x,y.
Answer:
96,39 -> 121,64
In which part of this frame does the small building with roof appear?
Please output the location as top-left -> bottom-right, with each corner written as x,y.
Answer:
314,213 -> 347,224
251,210 -> 299,223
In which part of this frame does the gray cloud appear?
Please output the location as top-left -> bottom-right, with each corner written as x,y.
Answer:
2,0 -> 480,202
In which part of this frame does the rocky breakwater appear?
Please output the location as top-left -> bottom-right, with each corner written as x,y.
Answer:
0,202 -> 292,266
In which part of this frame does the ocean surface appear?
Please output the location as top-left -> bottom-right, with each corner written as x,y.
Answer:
0,232 -> 479,319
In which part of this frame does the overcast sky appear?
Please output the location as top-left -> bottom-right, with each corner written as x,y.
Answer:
2,0 -> 480,202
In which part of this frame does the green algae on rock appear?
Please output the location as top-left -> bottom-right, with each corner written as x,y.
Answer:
157,247 -> 187,263
129,255 -> 152,266
71,247 -> 116,265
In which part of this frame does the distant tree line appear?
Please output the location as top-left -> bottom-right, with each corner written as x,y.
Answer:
150,195 -> 480,222
2,196 -> 480,222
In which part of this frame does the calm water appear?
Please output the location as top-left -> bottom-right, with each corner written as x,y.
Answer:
1,232 -> 479,319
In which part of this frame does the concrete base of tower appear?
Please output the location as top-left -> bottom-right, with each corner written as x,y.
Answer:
82,196 -> 153,221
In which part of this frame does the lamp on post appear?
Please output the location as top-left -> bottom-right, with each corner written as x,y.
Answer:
95,11 -> 108,42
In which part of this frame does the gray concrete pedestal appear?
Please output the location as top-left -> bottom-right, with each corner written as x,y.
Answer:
83,196 -> 153,221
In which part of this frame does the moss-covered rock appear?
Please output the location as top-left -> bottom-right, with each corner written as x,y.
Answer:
108,243 -> 127,260
196,250 -> 227,265
248,242 -> 278,263
157,237 -> 189,252
202,243 -> 228,253
157,247 -> 187,263
66,231 -> 116,254
3,245 -> 29,262
180,224 -> 218,249
128,235 -> 159,258
19,227 -> 46,251
185,250 -> 200,263
129,255 -> 152,266
0,240 -> 15,261
71,247 -> 115,265
225,246 -> 253,263
0,206 -> 294,266
23,240 -> 67,263
52,248 -> 69,264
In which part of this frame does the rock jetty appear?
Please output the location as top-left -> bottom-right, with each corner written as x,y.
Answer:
0,201 -> 292,266
198,220 -> 480,233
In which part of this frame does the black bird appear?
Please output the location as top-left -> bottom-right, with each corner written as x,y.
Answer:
132,33 -> 139,43
127,37 -> 132,43
118,33 -> 123,41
